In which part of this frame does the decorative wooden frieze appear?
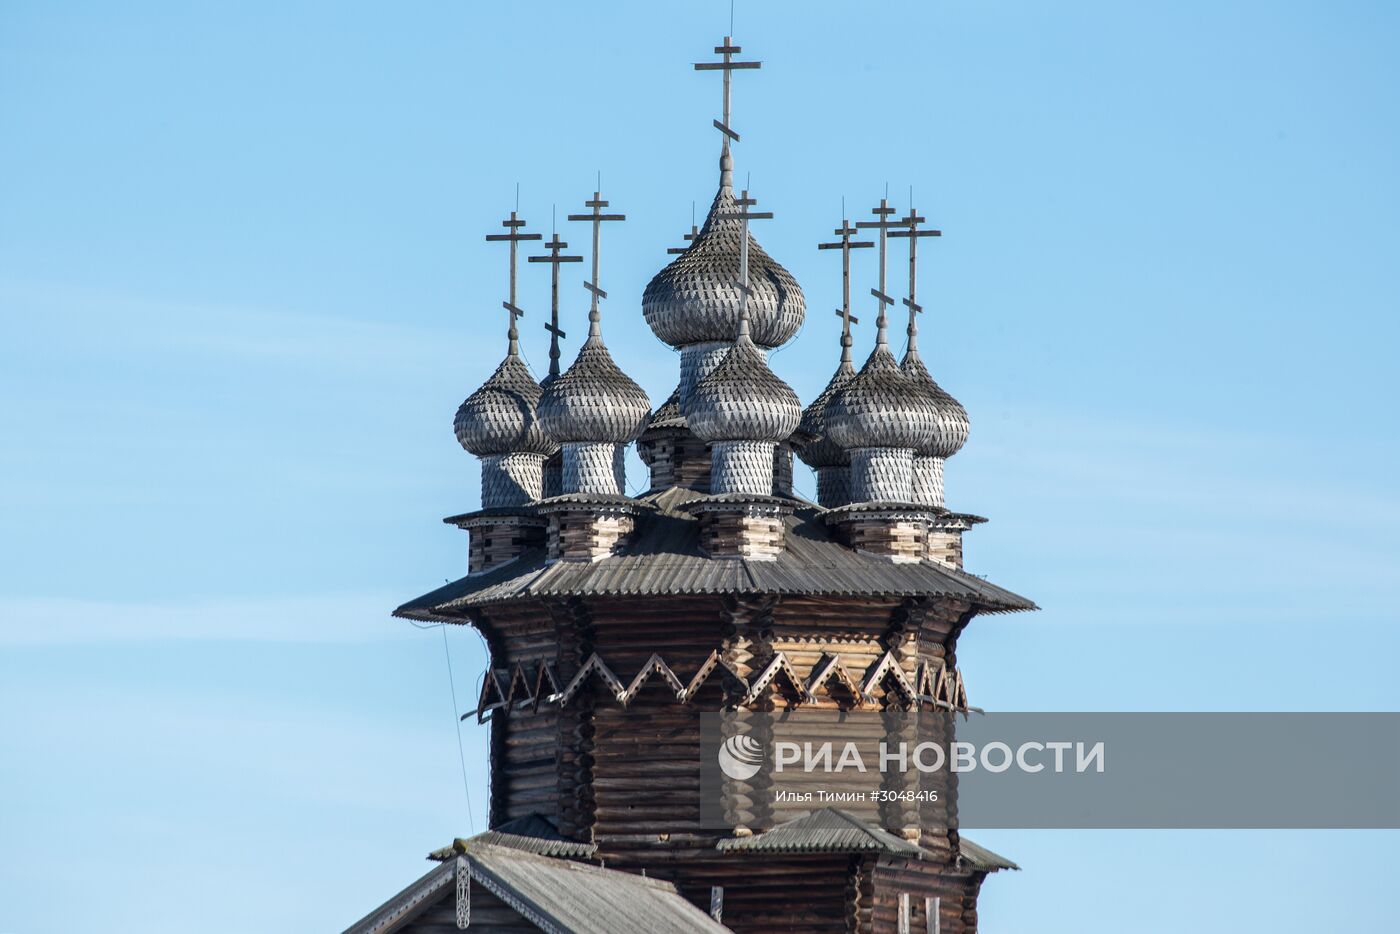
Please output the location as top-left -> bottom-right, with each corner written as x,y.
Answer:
685,494 -> 794,560
472,648 -> 970,715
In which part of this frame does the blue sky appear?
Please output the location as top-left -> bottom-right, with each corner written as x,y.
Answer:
2,1 -> 1397,931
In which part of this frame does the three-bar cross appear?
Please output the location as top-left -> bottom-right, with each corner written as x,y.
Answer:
694,37 -> 761,145
484,211 -> 541,350
888,207 -> 942,350
567,192 -> 625,334
855,198 -> 903,345
527,232 -> 582,379
817,218 -> 873,361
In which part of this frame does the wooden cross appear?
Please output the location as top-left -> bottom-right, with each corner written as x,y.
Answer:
889,207 -> 942,344
484,211 -> 541,346
694,37 -> 761,145
566,192 -> 625,333
716,189 -> 773,324
818,219 -> 873,360
855,198 -> 903,343
527,232 -> 582,379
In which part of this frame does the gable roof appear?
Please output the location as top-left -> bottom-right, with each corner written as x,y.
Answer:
344,843 -> 731,934
395,489 -> 1034,621
716,807 -> 922,856
957,835 -> 1019,872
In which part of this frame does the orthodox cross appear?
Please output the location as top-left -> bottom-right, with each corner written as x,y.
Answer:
484,210 -> 541,352
888,205 -> 942,350
527,230 -> 582,379
566,191 -> 625,335
855,198 -> 902,345
694,37 -> 761,146
716,189 -> 773,324
817,217 -> 873,361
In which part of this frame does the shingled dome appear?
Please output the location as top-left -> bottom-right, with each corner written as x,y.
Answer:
796,358 -> 857,469
537,334 -> 651,445
825,345 -> 936,452
903,348 -> 970,459
687,320 -> 801,443
454,351 -> 557,457
642,155 -> 805,350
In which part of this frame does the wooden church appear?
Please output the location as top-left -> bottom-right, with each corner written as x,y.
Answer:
345,35 -> 1034,934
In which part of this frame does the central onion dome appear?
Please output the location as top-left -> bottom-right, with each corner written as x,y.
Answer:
688,318 -> 801,444
454,349 -> 557,458
902,348 -> 969,459
826,344 -> 936,453
537,331 -> 651,445
642,154 -> 805,350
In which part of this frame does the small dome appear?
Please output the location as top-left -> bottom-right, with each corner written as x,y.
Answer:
687,325 -> 801,443
902,349 -> 970,459
642,167 -> 805,349
794,359 -> 857,469
825,346 -> 936,451
454,352 -> 556,457
537,335 -> 651,444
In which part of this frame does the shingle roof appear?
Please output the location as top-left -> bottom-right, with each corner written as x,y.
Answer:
395,488 -> 1035,620
344,843 -> 730,934
957,835 -> 1019,872
716,808 -> 921,856
465,843 -> 730,934
428,814 -> 598,860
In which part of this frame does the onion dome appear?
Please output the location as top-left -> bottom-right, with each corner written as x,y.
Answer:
796,356 -> 856,469
902,348 -> 969,459
537,326 -> 651,445
642,152 -> 805,349
825,344 -> 936,452
688,316 -> 801,443
454,342 -> 556,458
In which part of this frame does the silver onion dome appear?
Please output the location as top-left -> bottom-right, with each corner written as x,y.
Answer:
901,348 -> 969,459
825,345 -> 936,452
454,349 -> 557,458
642,154 -> 805,350
537,333 -> 651,445
795,358 -> 857,469
687,317 -> 801,444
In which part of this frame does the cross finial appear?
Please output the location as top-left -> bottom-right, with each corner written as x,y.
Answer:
889,204 -> 942,353
566,191 -> 626,340
694,37 -> 761,186
716,188 -> 774,339
527,232 -> 583,378
484,210 -> 542,353
855,198 -> 903,349
818,216 -> 874,363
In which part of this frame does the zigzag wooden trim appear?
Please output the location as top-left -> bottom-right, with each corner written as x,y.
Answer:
507,662 -> 535,710
619,653 -> 686,705
680,649 -> 749,703
475,668 -> 510,723
531,660 -> 561,711
558,653 -> 627,705
808,652 -> 869,706
742,652 -> 811,706
862,650 -> 917,706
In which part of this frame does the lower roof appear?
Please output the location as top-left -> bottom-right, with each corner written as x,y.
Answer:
396,488 -> 1035,621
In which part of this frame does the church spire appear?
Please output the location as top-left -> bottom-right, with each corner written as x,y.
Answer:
484,209 -> 541,355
